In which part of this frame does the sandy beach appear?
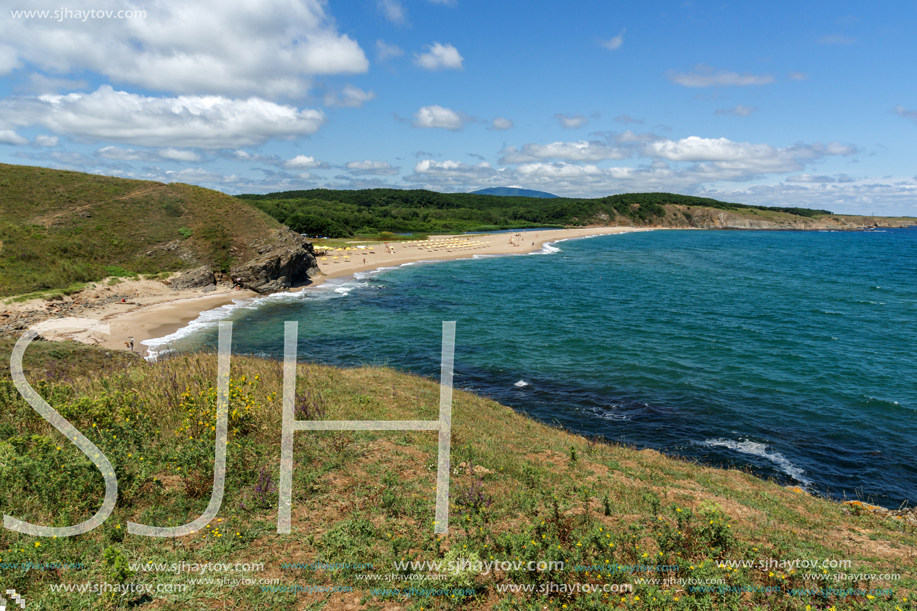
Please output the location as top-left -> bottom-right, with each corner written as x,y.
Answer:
6,226 -> 648,357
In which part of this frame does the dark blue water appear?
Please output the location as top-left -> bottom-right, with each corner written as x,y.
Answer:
148,229 -> 917,508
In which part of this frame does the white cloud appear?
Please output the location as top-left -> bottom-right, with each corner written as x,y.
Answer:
412,105 -> 465,130
0,130 -> 28,145
785,173 -> 855,183
96,146 -> 152,161
645,136 -> 857,178
0,44 -> 21,75
0,86 -> 326,148
414,43 -> 464,71
345,160 -> 399,175
96,145 -> 199,162
600,29 -> 626,51
159,148 -> 201,162
376,40 -> 404,62
427,0 -> 457,5
323,85 -> 376,108
666,65 -> 774,87
893,105 -> 917,123
499,140 -> 627,164
490,117 -> 514,131
819,34 -> 856,45
614,115 -> 644,125
377,0 -> 406,24
0,0 -> 368,97
34,134 -> 59,147
789,71 -> 809,81
715,104 -> 757,117
406,159 -> 497,185
554,113 -> 588,129
283,155 -> 328,170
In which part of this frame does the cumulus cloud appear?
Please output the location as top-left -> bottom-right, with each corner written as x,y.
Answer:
283,155 -> 328,170
490,117 -> 514,131
600,29 -> 626,50
377,0 -> 407,24
376,40 -> 404,62
96,146 -> 200,162
345,160 -> 399,175
0,0 -> 368,98
414,43 -> 464,70
499,140 -> 628,164
412,105 -> 465,130
0,86 -> 326,148
645,136 -> 857,178
34,134 -> 59,147
405,159 -> 498,185
893,105 -> 917,123
819,34 -> 856,45
715,104 -> 757,117
554,113 -> 588,129
666,65 -> 774,87
159,148 -> 201,162
323,85 -> 376,108
0,130 -> 28,145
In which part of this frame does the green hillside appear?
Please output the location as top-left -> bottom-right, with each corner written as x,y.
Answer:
237,189 -> 833,237
0,164 -> 282,298
0,346 -> 911,610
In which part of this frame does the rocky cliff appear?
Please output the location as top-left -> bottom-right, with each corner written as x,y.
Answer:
639,205 -> 916,230
229,227 -> 320,293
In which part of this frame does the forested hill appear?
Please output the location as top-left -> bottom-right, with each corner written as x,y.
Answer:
236,189 -> 834,237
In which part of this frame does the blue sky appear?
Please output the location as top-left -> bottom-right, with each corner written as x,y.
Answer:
0,0 -> 915,214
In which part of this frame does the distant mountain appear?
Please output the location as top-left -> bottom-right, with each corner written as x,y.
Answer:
470,187 -> 558,198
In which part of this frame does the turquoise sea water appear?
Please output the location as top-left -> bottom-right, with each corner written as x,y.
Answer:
146,228 -> 917,508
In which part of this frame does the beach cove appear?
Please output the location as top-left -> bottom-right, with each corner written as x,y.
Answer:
26,226 -> 649,357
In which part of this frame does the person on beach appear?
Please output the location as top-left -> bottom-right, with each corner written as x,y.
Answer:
129,337 -> 134,351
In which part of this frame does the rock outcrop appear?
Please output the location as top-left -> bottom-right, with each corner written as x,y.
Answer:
230,228 -> 320,294
170,266 -> 215,291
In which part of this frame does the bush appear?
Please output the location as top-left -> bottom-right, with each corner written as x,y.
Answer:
103,266 -> 136,278
178,227 -> 193,239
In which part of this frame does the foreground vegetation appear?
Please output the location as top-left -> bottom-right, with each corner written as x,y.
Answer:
0,344 -> 912,610
0,164 -> 281,297
238,190 -> 835,237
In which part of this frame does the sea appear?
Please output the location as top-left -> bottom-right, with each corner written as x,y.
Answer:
144,228 -> 917,509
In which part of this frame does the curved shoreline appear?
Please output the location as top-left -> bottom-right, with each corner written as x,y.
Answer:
135,226 -> 651,358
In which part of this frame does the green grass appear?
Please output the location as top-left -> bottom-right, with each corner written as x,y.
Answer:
0,347 -> 912,610
0,163 -> 282,297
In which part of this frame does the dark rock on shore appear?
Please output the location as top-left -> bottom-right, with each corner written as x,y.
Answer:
170,266 -> 215,291
230,228 -> 320,294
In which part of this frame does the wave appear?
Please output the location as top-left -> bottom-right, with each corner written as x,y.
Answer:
141,296 -> 258,361
700,438 -> 812,486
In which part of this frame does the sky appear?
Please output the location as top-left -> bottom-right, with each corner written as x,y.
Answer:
0,0 -> 915,215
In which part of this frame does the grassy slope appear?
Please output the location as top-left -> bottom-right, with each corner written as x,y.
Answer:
0,164 -> 282,298
0,349 -> 912,610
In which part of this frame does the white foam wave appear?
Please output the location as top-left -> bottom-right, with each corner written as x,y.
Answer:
514,380 -> 529,387
142,296 -> 257,361
700,438 -> 812,486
